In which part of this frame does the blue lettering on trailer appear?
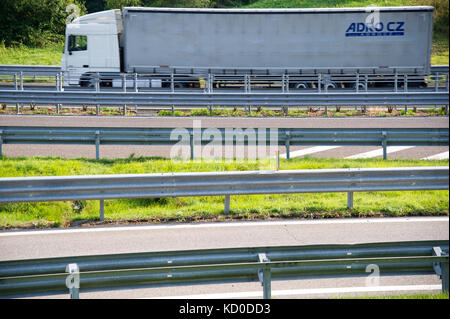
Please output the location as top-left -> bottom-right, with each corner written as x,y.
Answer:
345,21 -> 405,37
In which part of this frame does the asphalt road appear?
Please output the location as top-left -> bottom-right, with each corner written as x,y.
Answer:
0,115 -> 448,159
1,217 -> 448,299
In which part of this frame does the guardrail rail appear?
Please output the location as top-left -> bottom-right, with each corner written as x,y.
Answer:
0,240 -> 447,299
0,166 -> 447,219
0,126 -> 448,160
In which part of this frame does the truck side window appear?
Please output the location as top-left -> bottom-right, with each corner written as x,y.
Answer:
68,35 -> 87,52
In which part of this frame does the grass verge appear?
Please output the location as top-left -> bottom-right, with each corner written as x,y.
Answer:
155,106 -> 448,118
335,292 -> 449,299
0,43 -> 64,66
0,156 -> 448,229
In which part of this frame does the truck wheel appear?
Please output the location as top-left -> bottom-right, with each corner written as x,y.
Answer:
325,81 -> 338,89
353,82 -> 367,90
291,82 -> 311,89
79,73 -> 95,88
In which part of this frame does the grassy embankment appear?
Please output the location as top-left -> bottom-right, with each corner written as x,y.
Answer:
337,292 -> 449,299
155,106 -> 448,117
0,156 -> 448,229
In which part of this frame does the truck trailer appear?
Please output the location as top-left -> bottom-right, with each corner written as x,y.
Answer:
61,6 -> 434,89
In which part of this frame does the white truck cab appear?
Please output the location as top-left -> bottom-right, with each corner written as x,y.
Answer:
61,10 -> 122,86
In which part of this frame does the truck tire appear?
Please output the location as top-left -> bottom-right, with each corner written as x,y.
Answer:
290,82 -> 311,89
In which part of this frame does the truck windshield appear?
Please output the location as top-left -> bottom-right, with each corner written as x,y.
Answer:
68,35 -> 87,52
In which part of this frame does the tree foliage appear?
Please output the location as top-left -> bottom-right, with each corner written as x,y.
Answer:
104,0 -> 142,10
0,0 -> 87,47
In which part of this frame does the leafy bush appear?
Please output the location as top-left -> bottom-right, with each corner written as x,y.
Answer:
0,0 -> 87,47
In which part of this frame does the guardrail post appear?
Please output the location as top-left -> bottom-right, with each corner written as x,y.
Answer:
433,247 -> 449,293
189,132 -> 194,160
99,199 -> 104,221
258,253 -> 271,299
60,71 -> 64,91
285,131 -> 290,160
286,74 -> 289,93
224,195 -> 230,214
208,104 -> 213,116
20,71 -> 23,91
0,129 -> 3,157
404,74 -> 408,92
95,131 -> 100,160
442,257 -> 449,293
95,73 -> 100,92
318,74 -> 322,93
65,263 -> 80,299
347,192 -> 354,209
435,72 -> 439,92
382,131 -> 387,160
14,73 -> 19,114
356,73 -> 359,93
394,71 -> 398,93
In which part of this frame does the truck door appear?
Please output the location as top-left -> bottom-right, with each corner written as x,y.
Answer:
66,35 -> 90,85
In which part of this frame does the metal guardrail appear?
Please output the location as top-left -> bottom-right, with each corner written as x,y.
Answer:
0,126 -> 448,160
0,240 -> 447,299
0,90 -> 448,108
0,64 -> 447,75
431,65 -> 450,74
0,65 -> 447,115
0,65 -> 61,76
0,166 -> 448,219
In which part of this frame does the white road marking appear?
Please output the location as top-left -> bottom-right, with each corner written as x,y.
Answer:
280,146 -> 341,158
422,151 -> 449,160
149,284 -> 442,299
0,217 -> 447,237
345,146 -> 415,159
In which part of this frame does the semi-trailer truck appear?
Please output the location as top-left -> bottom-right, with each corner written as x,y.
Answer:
61,6 -> 434,89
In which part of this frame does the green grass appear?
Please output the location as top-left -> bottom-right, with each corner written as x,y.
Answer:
0,43 -> 64,65
156,106 -> 446,118
336,292 -> 449,299
432,33 -> 450,65
244,0 -> 442,8
0,156 -> 448,229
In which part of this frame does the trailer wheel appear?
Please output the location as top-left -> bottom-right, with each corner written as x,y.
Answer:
290,82 -> 311,89
353,82 -> 367,91
325,81 -> 338,90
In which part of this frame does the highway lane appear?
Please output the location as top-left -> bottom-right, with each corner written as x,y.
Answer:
1,217 -> 448,299
1,114 -> 448,128
0,115 -> 448,159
